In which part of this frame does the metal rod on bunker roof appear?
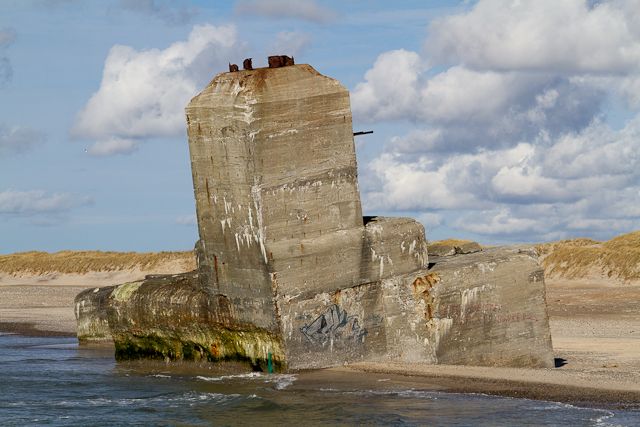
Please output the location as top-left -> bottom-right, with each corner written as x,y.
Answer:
353,131 -> 373,136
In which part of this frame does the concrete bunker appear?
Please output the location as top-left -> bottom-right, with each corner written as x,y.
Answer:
75,59 -> 554,371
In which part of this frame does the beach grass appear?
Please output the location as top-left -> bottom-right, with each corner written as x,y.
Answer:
2,231 -> 638,282
0,250 -> 196,275
428,239 -> 476,247
536,231 -> 640,282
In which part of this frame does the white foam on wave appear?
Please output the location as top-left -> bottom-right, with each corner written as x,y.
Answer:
591,410 -> 620,427
528,402 -> 578,411
196,372 -> 297,389
82,391 -> 242,408
196,372 -> 262,382
272,374 -> 296,390
340,388 -> 440,400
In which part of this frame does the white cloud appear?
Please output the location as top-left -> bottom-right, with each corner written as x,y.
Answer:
419,67 -> 513,122
72,24 -> 242,155
618,75 -> 640,108
0,190 -> 92,215
454,208 -> 545,236
268,31 -> 311,57
352,49 -> 423,122
427,0 -> 640,73
87,137 -> 138,156
364,117 -> 640,241
117,0 -> 196,25
541,118 -> 640,179
353,54 -> 604,153
0,125 -> 45,156
235,0 -> 336,23
577,73 -> 640,110
354,0 -> 640,242
418,212 -> 443,229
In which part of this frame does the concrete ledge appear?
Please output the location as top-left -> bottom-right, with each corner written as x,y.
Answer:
76,271 -> 286,371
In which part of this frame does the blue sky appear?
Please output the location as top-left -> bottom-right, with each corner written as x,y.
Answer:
1,0 -> 639,253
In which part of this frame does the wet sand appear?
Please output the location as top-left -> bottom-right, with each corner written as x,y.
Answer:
1,272 -> 639,407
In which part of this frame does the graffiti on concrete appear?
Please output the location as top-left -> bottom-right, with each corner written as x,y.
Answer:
301,304 -> 366,345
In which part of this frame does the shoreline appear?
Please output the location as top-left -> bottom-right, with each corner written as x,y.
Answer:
1,320 -> 638,410
0,321 -> 75,337
1,271 -> 639,410
336,364 -> 640,410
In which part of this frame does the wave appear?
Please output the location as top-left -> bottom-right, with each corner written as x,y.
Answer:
79,391 -> 244,407
196,372 -> 297,390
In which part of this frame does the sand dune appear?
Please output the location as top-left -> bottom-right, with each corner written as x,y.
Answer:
536,230 -> 640,285
0,254 -> 194,335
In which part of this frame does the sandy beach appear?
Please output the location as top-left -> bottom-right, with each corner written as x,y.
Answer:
1,269 -> 639,408
0,269 -> 167,336
342,278 -> 640,408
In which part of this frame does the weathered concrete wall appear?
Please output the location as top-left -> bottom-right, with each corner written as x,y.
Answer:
76,272 -> 285,370
75,286 -> 114,343
186,65 -> 362,335
75,62 -> 554,371
428,247 -> 554,368
251,244 -> 553,369
275,216 -> 430,369
182,64 -> 434,369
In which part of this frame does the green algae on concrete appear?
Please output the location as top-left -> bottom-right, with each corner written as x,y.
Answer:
114,327 -> 286,372
110,281 -> 143,302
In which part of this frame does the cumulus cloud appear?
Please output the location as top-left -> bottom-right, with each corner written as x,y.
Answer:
268,31 -> 312,57
453,208 -> 547,237
426,0 -> 640,73
352,50 -> 423,122
0,125 -> 46,156
72,24 -> 242,156
117,0 -> 196,25
0,190 -> 92,216
365,118 -> 640,241
355,0 -> 640,242
353,52 -> 604,155
235,0 -> 336,23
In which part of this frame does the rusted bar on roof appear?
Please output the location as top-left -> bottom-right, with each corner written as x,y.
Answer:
353,131 -> 373,136
268,55 -> 295,68
243,58 -> 253,70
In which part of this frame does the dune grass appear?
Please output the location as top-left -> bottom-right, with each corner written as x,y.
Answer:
428,239 -> 476,247
536,231 -> 640,282
2,231 -> 638,282
0,250 -> 196,275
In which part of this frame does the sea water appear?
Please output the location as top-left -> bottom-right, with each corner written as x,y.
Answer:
1,333 -> 639,426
